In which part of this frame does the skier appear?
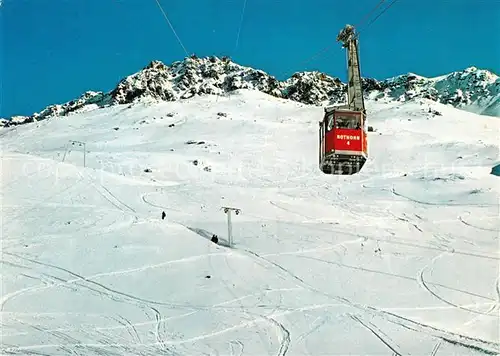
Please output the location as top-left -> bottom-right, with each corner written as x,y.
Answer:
161,211 -> 166,220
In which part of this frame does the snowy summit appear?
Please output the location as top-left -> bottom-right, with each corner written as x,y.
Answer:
1,56 -> 499,127
1,55 -> 499,355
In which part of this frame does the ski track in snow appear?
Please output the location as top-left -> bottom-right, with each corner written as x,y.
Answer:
2,93 -> 499,355
0,252 -> 233,312
415,252 -> 494,316
459,214 -> 499,233
350,314 -> 403,355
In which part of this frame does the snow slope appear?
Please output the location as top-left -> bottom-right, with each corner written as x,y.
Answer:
1,90 -> 500,355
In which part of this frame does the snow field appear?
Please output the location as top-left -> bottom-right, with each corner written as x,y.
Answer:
1,90 -> 499,355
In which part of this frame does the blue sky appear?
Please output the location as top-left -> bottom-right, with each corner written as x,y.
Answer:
3,0 -> 499,118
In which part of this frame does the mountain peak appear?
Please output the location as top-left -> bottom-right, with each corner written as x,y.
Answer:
464,65 -> 478,71
144,59 -> 168,70
2,57 -> 499,127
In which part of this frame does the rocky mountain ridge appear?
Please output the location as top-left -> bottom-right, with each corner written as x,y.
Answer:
2,56 -> 499,127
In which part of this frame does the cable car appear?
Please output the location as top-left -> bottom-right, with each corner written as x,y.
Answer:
319,24 -> 368,175
319,106 -> 367,174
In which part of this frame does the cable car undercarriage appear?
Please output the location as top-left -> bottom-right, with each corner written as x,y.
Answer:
321,153 -> 366,175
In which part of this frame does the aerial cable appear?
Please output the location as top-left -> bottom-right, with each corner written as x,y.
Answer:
214,0 -> 247,103
354,0 -> 386,29
280,0 -> 390,78
356,0 -> 401,37
232,0 -> 248,54
154,0 -> 190,57
279,0 -> 401,78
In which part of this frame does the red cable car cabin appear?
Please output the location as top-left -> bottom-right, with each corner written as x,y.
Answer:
319,106 -> 367,175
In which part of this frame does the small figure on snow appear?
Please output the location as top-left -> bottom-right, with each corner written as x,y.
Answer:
161,211 -> 166,220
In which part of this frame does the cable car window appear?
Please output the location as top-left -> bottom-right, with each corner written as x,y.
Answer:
326,114 -> 334,131
335,114 -> 361,129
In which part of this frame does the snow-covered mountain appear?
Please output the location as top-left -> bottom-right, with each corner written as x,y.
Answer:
2,89 -> 499,355
2,56 -> 499,128
371,67 -> 500,117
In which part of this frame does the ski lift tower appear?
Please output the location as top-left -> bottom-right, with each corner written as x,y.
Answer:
62,140 -> 87,167
221,206 -> 241,247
